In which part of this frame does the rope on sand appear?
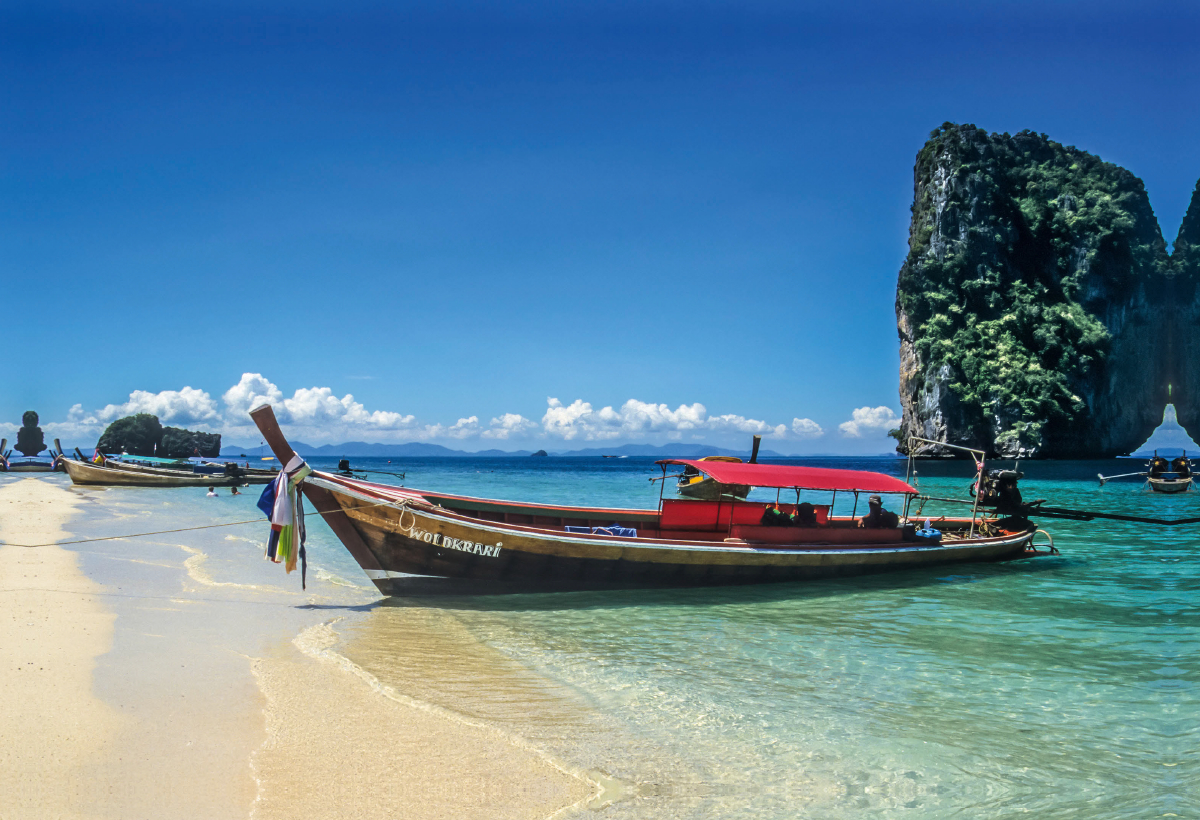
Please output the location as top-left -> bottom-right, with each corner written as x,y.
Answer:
0,519 -> 264,548
0,497 -> 403,549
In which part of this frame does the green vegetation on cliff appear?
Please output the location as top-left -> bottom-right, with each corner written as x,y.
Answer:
1172,180 -> 1200,275
160,426 -> 222,458
97,414 -> 221,458
897,123 -> 1166,454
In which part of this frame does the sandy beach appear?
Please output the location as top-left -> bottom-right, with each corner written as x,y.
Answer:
0,477 -> 119,819
0,476 -> 595,820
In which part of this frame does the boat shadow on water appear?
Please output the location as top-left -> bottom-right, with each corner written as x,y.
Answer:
361,556 -> 1070,613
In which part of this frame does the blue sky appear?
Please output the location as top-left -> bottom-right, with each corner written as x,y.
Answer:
5,1 -> 1198,452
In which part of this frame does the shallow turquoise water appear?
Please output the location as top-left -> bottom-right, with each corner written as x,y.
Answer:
45,457 -> 1200,818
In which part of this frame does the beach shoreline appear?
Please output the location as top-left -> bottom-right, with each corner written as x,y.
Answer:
0,475 -> 597,820
251,621 -> 598,820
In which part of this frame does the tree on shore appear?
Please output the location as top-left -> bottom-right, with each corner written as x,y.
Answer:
97,414 -> 163,456
96,414 -> 221,458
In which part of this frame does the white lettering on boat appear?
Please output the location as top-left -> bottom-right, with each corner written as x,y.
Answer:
407,526 -> 502,558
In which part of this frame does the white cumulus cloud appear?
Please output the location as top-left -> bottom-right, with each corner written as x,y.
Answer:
839,406 -> 900,438
38,375 -> 833,451
223,374 -> 417,431
222,373 -> 284,418
96,387 -> 221,425
541,398 -> 801,441
543,398 -> 710,441
791,418 -> 824,439
482,413 -> 538,440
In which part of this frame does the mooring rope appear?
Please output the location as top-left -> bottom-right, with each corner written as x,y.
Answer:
0,518 -> 264,548
0,494 -> 409,549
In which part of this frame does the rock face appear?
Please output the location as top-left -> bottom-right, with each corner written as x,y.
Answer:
896,124 -> 1172,457
1170,181 -> 1200,440
15,411 -> 46,457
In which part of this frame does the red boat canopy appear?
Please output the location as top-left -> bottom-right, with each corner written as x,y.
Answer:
658,460 -> 918,495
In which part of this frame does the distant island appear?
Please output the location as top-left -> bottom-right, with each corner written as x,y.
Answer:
218,440 -> 806,459
98,414 -> 222,457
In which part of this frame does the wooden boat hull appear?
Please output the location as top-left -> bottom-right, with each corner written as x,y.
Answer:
305,475 -> 1040,593
61,458 -> 274,487
7,462 -> 57,472
1148,476 -> 1192,493
102,459 -> 278,480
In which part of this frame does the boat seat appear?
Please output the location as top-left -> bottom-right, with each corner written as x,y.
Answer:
659,499 -> 835,531
659,499 -> 769,531
729,524 -> 906,545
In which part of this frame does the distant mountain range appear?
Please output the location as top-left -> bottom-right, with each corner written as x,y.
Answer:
219,440 -> 793,459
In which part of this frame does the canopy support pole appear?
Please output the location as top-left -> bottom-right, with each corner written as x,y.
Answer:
657,464 -> 666,514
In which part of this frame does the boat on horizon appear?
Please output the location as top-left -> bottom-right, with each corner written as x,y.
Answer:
249,405 -> 1054,594
1148,453 -> 1193,493
1101,451 -> 1194,493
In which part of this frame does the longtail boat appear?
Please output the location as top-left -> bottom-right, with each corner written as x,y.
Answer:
1148,475 -> 1193,493
1098,451 -> 1195,493
102,457 -> 278,480
1149,453 -> 1193,493
61,457 -> 276,487
251,405 -> 1054,594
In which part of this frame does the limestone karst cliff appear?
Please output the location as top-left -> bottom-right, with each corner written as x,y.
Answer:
1170,181 -> 1200,439
896,123 -> 1171,457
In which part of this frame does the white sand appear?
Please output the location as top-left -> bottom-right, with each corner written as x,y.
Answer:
0,477 -> 120,819
0,476 -> 596,820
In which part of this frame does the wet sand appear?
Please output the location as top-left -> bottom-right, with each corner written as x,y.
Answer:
253,624 -> 595,820
0,476 -> 595,819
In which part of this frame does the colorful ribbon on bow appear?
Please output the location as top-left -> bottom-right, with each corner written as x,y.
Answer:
257,455 -> 314,588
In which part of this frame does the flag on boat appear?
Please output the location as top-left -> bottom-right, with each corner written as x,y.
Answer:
258,455 -> 313,587
92,449 -> 105,465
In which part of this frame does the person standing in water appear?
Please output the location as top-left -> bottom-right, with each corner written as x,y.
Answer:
206,486 -> 218,497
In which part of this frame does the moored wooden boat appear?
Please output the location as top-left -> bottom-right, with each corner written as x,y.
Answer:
251,405 -> 1053,594
1146,452 -> 1193,493
7,457 -> 58,472
1147,475 -> 1192,493
102,458 -> 278,480
61,457 -> 275,487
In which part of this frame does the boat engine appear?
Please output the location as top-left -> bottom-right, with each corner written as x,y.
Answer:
973,468 -> 1026,515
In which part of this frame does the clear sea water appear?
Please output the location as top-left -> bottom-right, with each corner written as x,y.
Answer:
35,455 -> 1200,818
